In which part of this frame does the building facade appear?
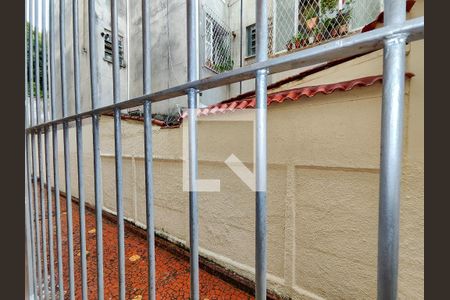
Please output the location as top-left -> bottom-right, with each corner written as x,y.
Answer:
52,0 -> 385,117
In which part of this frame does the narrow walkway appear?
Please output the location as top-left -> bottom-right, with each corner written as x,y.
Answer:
40,191 -> 254,299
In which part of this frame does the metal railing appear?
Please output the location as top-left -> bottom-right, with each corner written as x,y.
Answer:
24,0 -> 423,299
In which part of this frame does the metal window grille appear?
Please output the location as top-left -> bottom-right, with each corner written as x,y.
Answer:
268,0 -> 384,54
247,24 -> 257,57
24,0 -> 423,299
204,10 -> 234,73
102,29 -> 126,67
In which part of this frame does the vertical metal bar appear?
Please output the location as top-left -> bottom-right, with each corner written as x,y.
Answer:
31,132 -> 43,298
111,0 -> 126,298
53,124 -> 65,299
26,134 -> 38,298
25,136 -> 35,299
42,0 -> 48,123
255,0 -> 268,298
72,0 -> 88,298
45,126 -> 56,300
239,0 -> 243,94
60,0 -> 76,298
25,1 -> 36,293
187,89 -> 199,300
142,0 -> 156,299
28,0 -> 34,126
50,0 -> 65,297
186,0 -> 199,299
25,0 -> 30,128
35,0 -> 41,124
63,122 -> 75,300
38,129 -> 50,300
377,1 -> 407,299
59,0 -> 68,119
93,115 -> 104,300
88,0 -> 104,298
73,0 -> 82,117
31,12 -> 40,296
36,3 -> 49,297
49,0 -> 57,121
41,0 -> 56,297
76,119 -> 88,299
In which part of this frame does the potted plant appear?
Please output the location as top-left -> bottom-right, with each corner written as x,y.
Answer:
304,6 -> 318,30
294,35 -> 301,48
321,14 -> 339,39
286,40 -> 293,51
321,0 -> 338,13
337,0 -> 353,35
338,22 -> 348,36
293,32 -> 308,49
313,26 -> 323,44
330,26 -> 339,37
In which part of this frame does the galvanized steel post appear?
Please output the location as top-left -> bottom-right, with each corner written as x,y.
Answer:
187,0 -> 200,299
72,0 -> 89,297
26,135 -> 38,298
38,128 -> 49,300
60,0 -> 76,297
31,132 -> 42,298
377,0 -> 408,299
255,0 -> 268,298
28,0 -> 34,126
52,123 -> 64,300
142,0 -> 156,298
49,0 -> 65,297
34,0 -> 41,124
111,0 -> 126,298
25,138 -> 36,299
25,1 -> 37,296
41,0 -> 57,297
88,0 -> 105,297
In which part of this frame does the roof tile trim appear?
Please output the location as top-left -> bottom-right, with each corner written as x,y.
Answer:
181,73 -> 414,119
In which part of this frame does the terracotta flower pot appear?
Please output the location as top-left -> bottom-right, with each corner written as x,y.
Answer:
286,42 -> 293,50
331,28 -> 338,37
315,33 -> 323,43
339,24 -> 348,35
306,17 -> 318,30
295,40 -> 301,48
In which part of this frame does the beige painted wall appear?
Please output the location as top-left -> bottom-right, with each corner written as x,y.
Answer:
50,25 -> 424,300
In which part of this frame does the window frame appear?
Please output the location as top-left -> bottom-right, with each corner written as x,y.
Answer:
101,28 -> 126,68
203,12 -> 234,73
246,23 -> 256,57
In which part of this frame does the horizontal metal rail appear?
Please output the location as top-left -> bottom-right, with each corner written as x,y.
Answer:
25,17 -> 423,133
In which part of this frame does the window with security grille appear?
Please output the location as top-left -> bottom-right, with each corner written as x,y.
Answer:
270,0 -> 383,54
204,12 -> 234,73
247,24 -> 256,57
102,29 -> 126,68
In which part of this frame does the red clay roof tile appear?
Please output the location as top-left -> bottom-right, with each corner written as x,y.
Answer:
181,73 -> 414,119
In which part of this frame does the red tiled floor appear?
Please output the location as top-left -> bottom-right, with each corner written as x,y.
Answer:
38,191 -> 254,299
